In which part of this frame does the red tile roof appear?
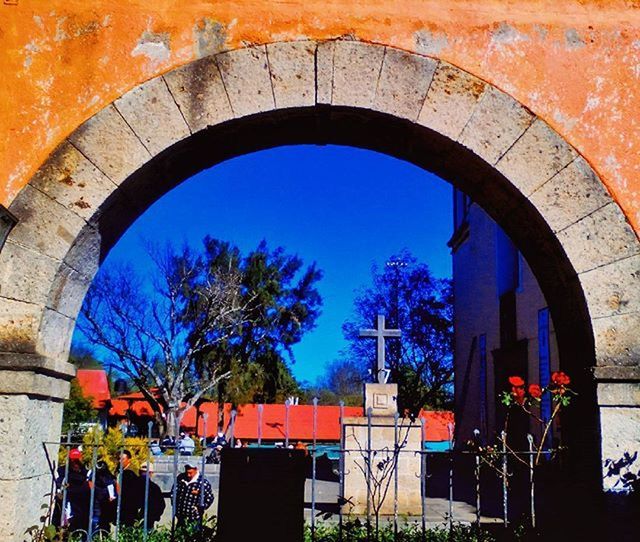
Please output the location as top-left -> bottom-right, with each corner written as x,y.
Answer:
109,395 -> 453,443
76,369 -> 111,409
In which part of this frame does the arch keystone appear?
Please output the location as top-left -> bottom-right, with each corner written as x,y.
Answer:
331,40 -> 385,108
267,41 -> 316,109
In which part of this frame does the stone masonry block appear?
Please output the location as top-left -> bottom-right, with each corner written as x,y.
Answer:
216,46 -> 275,117
164,56 -> 233,133
0,395 -> 64,541
598,382 -> 640,407
0,241 -> 60,306
47,262 -> 92,319
315,41 -> 335,104
458,86 -> 534,165
528,156 -> 612,233
0,370 -> 70,398
8,185 -> 86,261
580,255 -> 640,319
115,77 -> 191,156
62,223 -> 101,281
37,308 -> 75,362
417,61 -> 486,140
331,40 -> 385,108
599,405 -> 640,490
29,141 -> 117,222
593,312 -> 640,367
0,298 -> 42,354
556,202 -> 640,274
373,48 -> 437,121
496,118 -> 577,196
267,41 -> 316,109
68,104 -> 150,185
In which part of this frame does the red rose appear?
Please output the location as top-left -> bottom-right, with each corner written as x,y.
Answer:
512,386 -> 526,405
551,371 -> 570,386
528,384 -> 542,398
508,376 -> 525,387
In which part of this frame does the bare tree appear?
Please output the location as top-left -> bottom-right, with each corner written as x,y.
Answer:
77,244 -> 253,436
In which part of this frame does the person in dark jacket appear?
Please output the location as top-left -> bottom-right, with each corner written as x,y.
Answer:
117,450 -> 143,527
54,448 -> 91,534
139,462 -> 166,529
173,463 -> 214,528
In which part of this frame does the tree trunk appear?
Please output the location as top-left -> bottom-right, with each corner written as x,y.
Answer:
165,407 -> 184,438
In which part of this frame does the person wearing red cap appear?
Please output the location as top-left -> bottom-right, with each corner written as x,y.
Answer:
53,448 -> 91,533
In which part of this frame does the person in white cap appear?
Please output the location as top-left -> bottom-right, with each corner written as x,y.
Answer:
139,462 -> 165,529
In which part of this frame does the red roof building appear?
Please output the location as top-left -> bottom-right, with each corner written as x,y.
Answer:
108,393 -> 454,443
76,369 -> 111,409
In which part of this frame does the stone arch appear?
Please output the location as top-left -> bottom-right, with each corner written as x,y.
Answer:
0,42 -> 638,529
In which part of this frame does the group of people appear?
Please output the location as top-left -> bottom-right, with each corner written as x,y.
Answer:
54,447 -> 214,534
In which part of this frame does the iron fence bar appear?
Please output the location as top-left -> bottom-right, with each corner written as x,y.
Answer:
528,433 -> 536,528
393,411 -> 399,538
60,432 -> 71,534
170,418 -> 180,542
87,438 -> 98,540
447,423 -> 454,529
284,400 -> 290,448
143,421 -> 152,540
115,439 -> 125,542
199,414 -> 208,534
311,397 -> 318,542
338,401 -> 345,542
229,409 -> 237,448
366,407 -> 372,542
475,451 -> 481,527
501,430 -> 508,528
42,442 -> 56,527
420,417 -> 426,542
257,404 -> 263,447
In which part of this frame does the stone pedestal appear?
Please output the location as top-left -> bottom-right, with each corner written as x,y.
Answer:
342,383 -> 423,516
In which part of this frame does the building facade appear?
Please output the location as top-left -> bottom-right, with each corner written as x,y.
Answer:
450,189 -> 560,447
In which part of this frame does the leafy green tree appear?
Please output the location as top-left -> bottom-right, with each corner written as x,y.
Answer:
77,238 -> 321,435
343,250 -> 453,414
193,238 -> 322,424
62,378 -> 97,432
306,358 -> 365,406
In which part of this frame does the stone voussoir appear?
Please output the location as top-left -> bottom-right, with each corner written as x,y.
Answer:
592,311 -> 640,368
37,308 -> 76,363
68,104 -> 151,185
267,41 -> 317,109
0,240 -> 61,307
8,184 -> 86,262
373,47 -> 437,121
496,117 -> 578,196
46,261 -> 93,319
29,140 -> 117,223
115,76 -> 191,156
528,155 -> 612,233
417,60 -> 486,140
315,40 -> 335,105
163,55 -> 234,133
458,85 -> 534,165
330,40 -> 385,108
579,255 -> 640,319
216,45 -> 275,118
557,202 -> 640,274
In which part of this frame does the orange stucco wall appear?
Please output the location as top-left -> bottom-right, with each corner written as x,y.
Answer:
2,1 -> 640,231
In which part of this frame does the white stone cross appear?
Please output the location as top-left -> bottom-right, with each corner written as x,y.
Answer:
359,314 -> 401,383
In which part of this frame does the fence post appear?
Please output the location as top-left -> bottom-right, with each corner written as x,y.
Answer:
229,410 -> 237,448
87,431 -> 99,540
200,414 -> 209,533
474,428 -> 481,527
143,421 -> 153,540
366,407 -> 372,542
60,432 -> 72,534
501,430 -> 508,528
420,417 -> 426,542
284,400 -> 290,448
115,424 -> 126,542
393,411 -> 399,538
338,401 -> 345,542
170,418 -> 180,542
447,422 -> 454,529
527,433 -> 535,528
311,397 -> 318,542
257,404 -> 263,447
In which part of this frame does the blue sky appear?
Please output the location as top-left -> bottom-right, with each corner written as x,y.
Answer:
75,145 -> 453,383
